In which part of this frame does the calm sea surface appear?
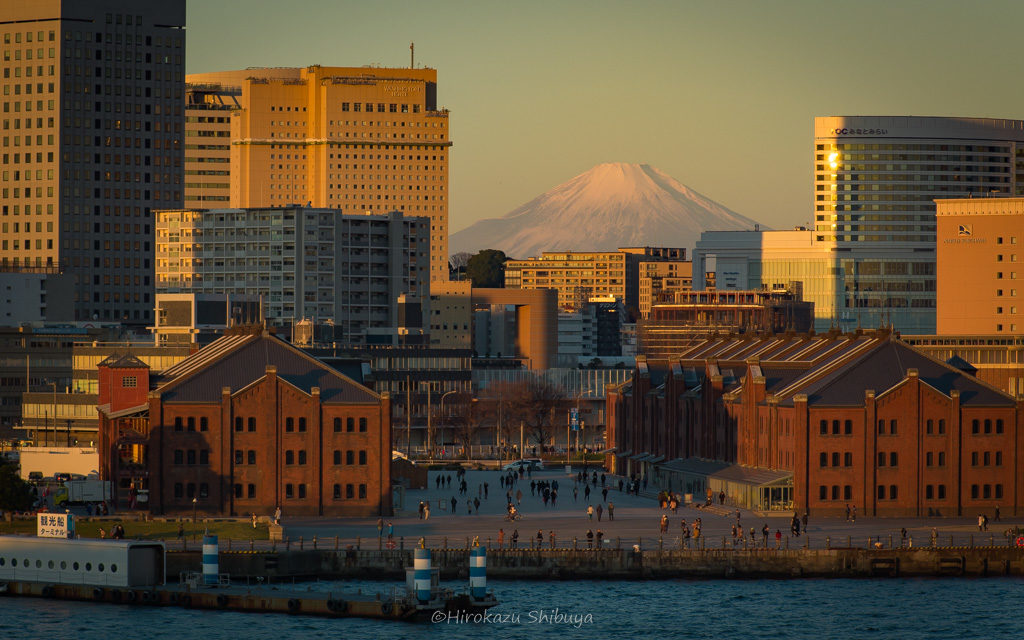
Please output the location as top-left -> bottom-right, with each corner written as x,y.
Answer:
1,577 -> 1022,639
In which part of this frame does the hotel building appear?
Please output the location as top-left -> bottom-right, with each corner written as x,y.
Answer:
0,0 -> 186,323
183,66 -> 452,282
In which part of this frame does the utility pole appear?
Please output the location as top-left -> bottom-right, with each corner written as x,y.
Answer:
519,420 -> 524,462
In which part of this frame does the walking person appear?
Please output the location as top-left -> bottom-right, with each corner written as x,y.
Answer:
511,529 -> 519,549
586,529 -> 594,549
607,501 -> 615,521
587,505 -> 594,521
550,530 -> 556,549
584,485 -> 591,502
596,503 -> 603,522
516,489 -> 522,506
536,530 -> 543,549
851,505 -> 856,522
498,528 -> 505,549
775,530 -> 782,549
424,502 -> 430,520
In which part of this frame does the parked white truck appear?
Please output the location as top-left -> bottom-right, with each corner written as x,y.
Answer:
54,479 -> 112,506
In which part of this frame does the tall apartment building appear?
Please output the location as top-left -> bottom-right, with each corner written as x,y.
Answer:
183,66 -> 452,281
0,0 -> 186,323
637,260 -> 693,318
155,206 -> 430,345
504,251 -> 626,311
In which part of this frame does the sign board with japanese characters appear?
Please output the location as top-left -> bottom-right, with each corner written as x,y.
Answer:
37,513 -> 74,538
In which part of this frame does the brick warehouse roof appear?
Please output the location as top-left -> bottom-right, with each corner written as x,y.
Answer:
653,330 -> 1015,408
156,332 -> 380,404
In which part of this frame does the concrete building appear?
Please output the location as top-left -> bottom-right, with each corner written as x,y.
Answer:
505,251 -> 626,311
0,324 -> 115,440
19,338 -> 193,447
471,289 -> 558,370
637,259 -> 693,318
694,227 -> 935,332
154,206 -> 430,345
636,289 -> 813,359
183,65 -> 451,282
427,280 -> 472,349
97,329 -> 392,516
935,197 -> 1024,335
0,268 -> 74,323
607,330 -> 1023,516
809,116 -> 1024,332
557,297 -> 624,365
151,292 -> 261,345
505,247 -> 688,314
0,0 -> 186,323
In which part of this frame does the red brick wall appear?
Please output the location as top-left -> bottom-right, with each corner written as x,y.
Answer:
144,368 -> 391,517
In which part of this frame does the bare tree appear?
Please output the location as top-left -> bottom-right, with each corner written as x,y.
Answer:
443,393 -> 485,459
502,377 -> 570,453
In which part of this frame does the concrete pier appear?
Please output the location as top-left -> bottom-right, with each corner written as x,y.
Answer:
166,546 -> 1024,581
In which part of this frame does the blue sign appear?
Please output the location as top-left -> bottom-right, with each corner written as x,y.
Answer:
570,408 -> 579,431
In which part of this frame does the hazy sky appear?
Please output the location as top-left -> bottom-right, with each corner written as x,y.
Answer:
188,0 -> 1024,233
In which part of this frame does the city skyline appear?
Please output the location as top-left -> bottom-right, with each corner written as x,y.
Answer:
187,0 -> 1024,235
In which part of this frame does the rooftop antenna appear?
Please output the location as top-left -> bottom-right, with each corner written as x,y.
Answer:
410,42 -> 414,69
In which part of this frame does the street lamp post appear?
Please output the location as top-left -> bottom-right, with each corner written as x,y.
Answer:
192,497 -> 197,524
438,390 -> 457,462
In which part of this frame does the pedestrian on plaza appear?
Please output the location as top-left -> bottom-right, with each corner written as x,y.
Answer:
995,505 -> 1001,522
274,506 -> 282,525
719,491 -> 725,505
436,476 -> 441,489
424,503 -> 431,520
978,514 -> 985,532
900,527 -> 908,548
608,501 -> 614,520
851,505 -> 856,522
536,530 -> 543,548
573,487 -> 579,502
473,497 -> 480,514
467,501 -> 472,515
762,524 -> 769,547
596,504 -> 603,521
551,489 -> 558,506
660,514 -> 668,534
845,503 -> 851,521
251,512 -> 258,529
549,530 -> 556,548
511,529 -> 519,549
484,483 -> 489,499
802,511 -> 809,530
775,530 -> 782,549
587,505 -> 594,520
596,529 -> 604,546
584,485 -> 591,502
983,514 -> 989,531
530,480 -> 536,496
749,527 -> 756,543
586,529 -> 594,549
387,521 -> 394,540
418,501 -> 424,519
498,528 -> 505,549
542,491 -> 549,508
500,476 -> 505,490
451,496 -> 457,513
516,489 -> 522,505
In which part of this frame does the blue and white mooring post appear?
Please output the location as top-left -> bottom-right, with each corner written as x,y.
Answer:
470,545 -> 487,599
202,534 -> 219,586
414,548 -> 432,603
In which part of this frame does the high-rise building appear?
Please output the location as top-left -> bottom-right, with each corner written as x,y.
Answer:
0,0 -> 186,323
810,116 -> 1024,332
154,206 -> 430,345
183,66 -> 452,282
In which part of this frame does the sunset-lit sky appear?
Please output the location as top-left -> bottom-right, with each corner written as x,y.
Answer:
188,0 -> 1024,233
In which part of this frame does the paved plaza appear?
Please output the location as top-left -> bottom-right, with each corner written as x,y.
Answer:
279,467 -> 1023,551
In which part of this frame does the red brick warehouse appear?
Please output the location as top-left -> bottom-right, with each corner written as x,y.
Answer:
98,328 -> 392,517
607,329 -> 1024,517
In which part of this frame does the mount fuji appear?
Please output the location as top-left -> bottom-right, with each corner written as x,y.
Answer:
450,162 -> 763,259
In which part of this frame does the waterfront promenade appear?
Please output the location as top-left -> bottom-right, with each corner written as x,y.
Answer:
166,468 -> 1024,552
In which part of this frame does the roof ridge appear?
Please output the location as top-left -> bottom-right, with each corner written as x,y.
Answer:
774,337 -> 881,400
893,339 -> 1015,401
156,334 -> 257,395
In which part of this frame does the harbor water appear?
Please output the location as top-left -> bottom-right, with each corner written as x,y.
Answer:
0,577 -> 1021,638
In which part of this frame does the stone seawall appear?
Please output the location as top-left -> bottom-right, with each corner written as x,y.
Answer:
167,547 -> 1024,581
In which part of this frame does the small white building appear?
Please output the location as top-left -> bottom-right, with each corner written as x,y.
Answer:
0,536 -> 165,587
